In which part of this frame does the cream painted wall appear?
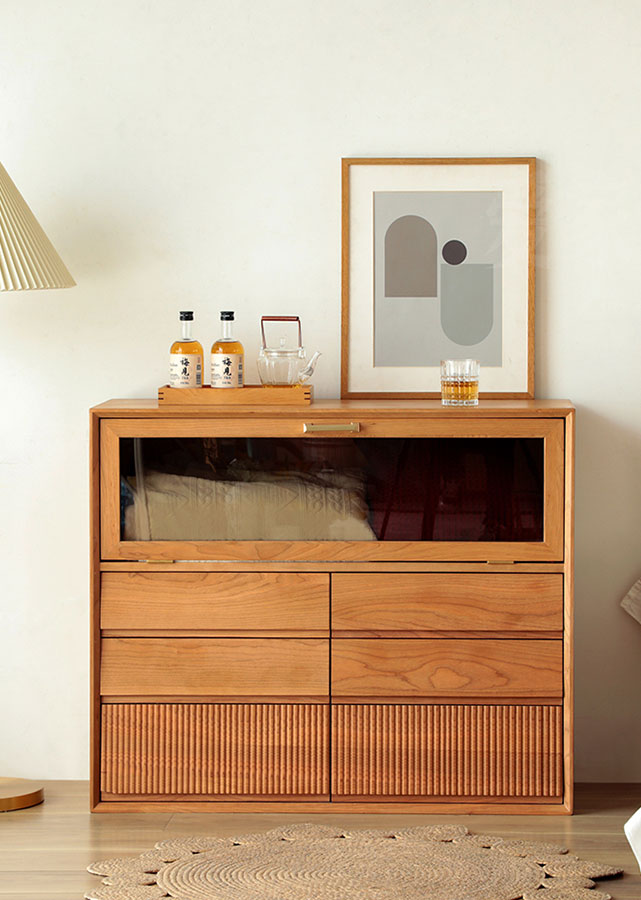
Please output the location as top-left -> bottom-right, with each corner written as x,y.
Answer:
1,0 -> 640,781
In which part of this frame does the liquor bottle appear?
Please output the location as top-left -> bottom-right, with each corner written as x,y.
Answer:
211,310 -> 244,388
169,311 -> 203,388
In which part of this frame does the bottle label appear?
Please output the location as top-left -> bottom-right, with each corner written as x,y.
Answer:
169,353 -> 202,388
211,352 -> 244,388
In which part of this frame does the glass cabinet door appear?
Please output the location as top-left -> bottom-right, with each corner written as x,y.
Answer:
100,417 -> 565,561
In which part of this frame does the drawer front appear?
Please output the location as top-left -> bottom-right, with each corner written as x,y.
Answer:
332,573 -> 563,636
332,639 -> 563,699
102,703 -> 329,798
101,572 -> 329,636
101,638 -> 329,699
332,704 -> 563,799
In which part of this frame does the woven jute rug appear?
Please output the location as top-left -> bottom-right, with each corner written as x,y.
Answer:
86,823 -> 623,900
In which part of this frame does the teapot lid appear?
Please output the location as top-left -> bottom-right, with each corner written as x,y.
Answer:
261,316 -> 303,351
262,341 -> 302,358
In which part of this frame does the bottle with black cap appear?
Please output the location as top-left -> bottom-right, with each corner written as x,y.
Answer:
211,310 -> 244,388
169,311 -> 203,388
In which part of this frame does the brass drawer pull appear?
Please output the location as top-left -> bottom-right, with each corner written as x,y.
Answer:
303,422 -> 360,434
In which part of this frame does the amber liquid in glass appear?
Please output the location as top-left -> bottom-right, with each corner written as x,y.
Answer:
169,316 -> 203,387
211,315 -> 244,387
441,377 -> 479,406
171,336 -> 204,357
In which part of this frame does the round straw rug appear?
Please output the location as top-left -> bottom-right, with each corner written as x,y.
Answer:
86,823 -> 623,900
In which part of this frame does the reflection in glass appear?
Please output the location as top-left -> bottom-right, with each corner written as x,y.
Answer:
120,437 -> 544,543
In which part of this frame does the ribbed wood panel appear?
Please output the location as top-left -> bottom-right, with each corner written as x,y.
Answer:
101,703 -> 329,797
332,704 -> 563,798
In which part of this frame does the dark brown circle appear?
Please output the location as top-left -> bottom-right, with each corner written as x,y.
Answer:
442,240 -> 467,265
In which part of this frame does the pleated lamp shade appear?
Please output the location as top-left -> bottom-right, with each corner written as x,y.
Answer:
0,161 -> 75,290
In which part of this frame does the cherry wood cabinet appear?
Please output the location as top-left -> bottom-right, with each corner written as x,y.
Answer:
91,398 -> 574,813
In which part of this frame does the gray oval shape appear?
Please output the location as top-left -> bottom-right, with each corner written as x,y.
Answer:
441,264 -> 494,345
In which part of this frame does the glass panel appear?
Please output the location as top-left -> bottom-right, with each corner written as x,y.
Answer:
119,437 -> 544,543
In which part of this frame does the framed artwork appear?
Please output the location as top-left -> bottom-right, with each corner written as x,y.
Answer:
340,157 -> 536,399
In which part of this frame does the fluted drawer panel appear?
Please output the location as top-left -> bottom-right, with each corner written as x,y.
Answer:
332,704 -> 563,799
101,703 -> 329,797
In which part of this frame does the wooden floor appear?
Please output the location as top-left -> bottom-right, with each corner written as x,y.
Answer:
0,782 -> 639,898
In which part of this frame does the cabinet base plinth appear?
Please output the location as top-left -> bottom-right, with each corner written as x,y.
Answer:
93,798 -> 570,814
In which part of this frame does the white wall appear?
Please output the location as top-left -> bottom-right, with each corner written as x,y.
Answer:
1,0 -> 640,781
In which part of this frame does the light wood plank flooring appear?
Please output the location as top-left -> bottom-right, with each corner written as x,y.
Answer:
0,782 -> 639,897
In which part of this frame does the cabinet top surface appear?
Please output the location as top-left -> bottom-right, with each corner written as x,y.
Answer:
91,398 -> 574,418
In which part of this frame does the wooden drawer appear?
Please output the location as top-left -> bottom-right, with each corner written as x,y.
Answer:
332,573 -> 563,636
101,572 -> 329,636
332,639 -> 562,700
101,638 -> 329,700
101,703 -> 329,799
332,704 -> 563,800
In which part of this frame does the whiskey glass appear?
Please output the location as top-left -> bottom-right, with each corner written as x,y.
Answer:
440,359 -> 480,406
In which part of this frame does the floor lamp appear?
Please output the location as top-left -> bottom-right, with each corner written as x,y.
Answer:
0,160 -> 76,812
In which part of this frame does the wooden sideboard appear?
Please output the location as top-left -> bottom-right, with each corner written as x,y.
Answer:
90,398 -> 574,813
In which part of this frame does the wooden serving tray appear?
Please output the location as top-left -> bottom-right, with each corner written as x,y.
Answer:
158,384 -> 313,406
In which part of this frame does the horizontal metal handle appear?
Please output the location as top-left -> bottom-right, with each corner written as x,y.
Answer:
303,422 -> 360,433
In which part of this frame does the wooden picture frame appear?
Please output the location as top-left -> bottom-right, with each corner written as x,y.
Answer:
340,157 -> 536,399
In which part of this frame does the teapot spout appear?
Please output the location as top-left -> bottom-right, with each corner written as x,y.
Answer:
298,351 -> 321,384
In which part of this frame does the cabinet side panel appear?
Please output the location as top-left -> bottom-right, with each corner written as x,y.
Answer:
90,412 -> 101,809
564,410 -> 575,811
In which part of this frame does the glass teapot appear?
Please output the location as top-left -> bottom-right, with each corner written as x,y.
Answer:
257,316 -> 321,386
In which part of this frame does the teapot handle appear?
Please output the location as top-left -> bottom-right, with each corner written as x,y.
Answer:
260,316 -> 303,349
